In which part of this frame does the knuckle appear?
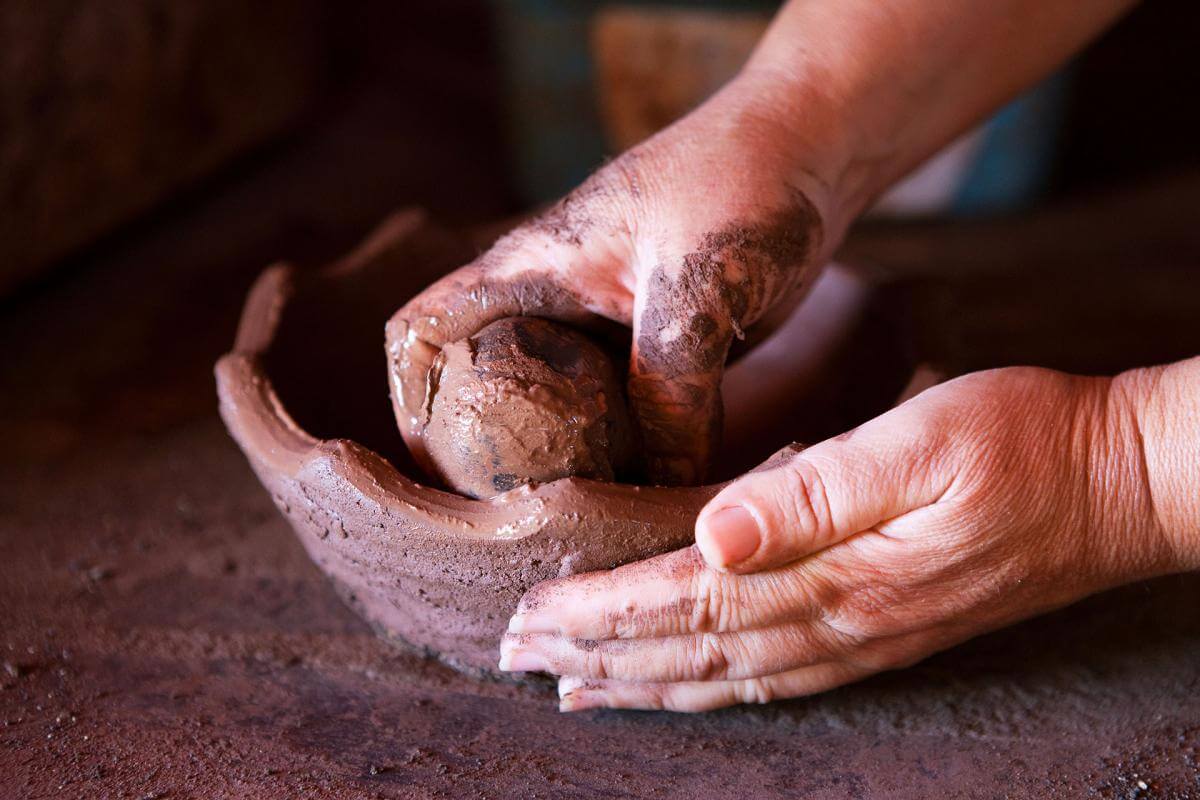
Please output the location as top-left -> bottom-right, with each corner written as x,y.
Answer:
643,686 -> 670,712
607,603 -> 644,639
775,457 -> 835,546
483,226 -> 555,269
737,677 -> 776,706
688,568 -> 734,633
682,632 -> 730,681
584,646 -> 614,680
597,157 -> 647,221
611,599 -> 687,640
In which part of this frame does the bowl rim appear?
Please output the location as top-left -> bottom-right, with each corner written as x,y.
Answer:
214,209 -> 719,545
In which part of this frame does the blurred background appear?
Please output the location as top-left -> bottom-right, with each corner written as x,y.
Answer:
4,0 -> 1199,467
3,0 -> 1199,295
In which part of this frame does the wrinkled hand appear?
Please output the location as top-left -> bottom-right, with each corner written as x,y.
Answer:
386,73 -> 843,485
500,367 -> 1176,711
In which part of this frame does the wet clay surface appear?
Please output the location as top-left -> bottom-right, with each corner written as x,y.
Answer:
218,215 -> 713,675
424,316 -> 637,497
6,160 -> 1200,796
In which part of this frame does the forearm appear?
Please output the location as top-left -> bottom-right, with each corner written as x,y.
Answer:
737,0 -> 1136,231
1119,357 -> 1200,573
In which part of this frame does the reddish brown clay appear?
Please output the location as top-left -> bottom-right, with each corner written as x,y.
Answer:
216,211 -> 731,674
423,316 -> 637,498
216,209 -> 925,675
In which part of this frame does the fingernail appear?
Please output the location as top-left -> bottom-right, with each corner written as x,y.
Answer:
558,678 -> 608,712
698,505 -> 760,568
557,676 -> 585,697
559,691 -> 603,713
498,649 -> 551,673
507,612 -> 559,635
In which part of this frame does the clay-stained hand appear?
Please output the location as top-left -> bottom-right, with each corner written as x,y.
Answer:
386,73 -> 841,485
499,367 -> 1180,711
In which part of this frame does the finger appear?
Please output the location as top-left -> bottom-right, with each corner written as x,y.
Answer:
557,662 -> 867,713
628,251 -> 800,486
507,546 -> 835,640
627,191 -> 824,486
695,408 -> 951,574
384,238 -> 625,465
498,619 -> 855,683
627,266 -> 734,486
554,621 -> 962,712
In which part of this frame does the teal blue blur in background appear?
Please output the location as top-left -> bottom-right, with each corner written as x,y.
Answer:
494,0 -> 1069,218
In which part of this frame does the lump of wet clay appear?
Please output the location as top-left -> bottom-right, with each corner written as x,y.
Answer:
423,316 -> 637,498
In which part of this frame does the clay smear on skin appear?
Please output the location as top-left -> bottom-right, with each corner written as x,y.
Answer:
631,190 -> 823,483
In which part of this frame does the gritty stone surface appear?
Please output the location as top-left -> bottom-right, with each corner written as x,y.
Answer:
4,419 -> 1200,798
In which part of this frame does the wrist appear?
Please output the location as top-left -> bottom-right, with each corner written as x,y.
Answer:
720,65 -> 865,254
1113,361 -> 1200,574
732,8 -> 920,242
739,0 -> 1136,236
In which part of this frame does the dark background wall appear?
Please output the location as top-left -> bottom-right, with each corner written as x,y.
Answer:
1053,0 -> 1200,193
1,0 -> 1196,300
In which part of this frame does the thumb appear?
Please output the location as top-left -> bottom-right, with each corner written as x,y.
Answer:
695,432 -> 937,574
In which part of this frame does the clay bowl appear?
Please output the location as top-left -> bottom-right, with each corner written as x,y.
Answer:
216,209 -> 914,675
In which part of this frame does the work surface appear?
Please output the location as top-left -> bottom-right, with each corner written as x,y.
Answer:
4,121 -> 1200,797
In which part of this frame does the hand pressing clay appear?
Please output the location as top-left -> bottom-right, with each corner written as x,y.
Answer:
218,214 -> 909,674
423,316 -> 638,498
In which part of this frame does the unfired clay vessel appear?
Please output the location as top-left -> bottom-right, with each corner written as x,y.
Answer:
216,211 -> 724,674
216,209 -> 908,675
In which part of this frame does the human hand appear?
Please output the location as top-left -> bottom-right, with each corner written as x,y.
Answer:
499,366 -> 1179,711
386,71 -> 852,486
